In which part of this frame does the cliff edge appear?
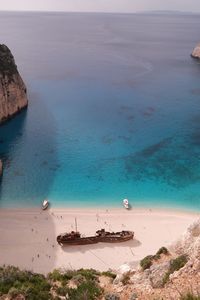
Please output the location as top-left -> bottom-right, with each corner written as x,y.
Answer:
0,44 -> 28,123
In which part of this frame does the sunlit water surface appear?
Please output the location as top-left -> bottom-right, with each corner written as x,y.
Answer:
0,12 -> 200,210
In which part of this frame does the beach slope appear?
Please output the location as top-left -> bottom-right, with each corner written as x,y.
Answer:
0,208 -> 198,274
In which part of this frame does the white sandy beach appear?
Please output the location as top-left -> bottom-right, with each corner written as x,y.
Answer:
0,207 -> 199,274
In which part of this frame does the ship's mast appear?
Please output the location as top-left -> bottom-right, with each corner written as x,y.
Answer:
75,217 -> 77,232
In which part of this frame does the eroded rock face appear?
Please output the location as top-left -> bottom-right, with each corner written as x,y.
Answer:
0,159 -> 2,176
149,261 -> 170,288
170,218 -> 200,259
191,43 -> 200,59
109,219 -> 200,300
0,44 -> 28,123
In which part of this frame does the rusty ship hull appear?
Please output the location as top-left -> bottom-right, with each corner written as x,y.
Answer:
57,230 -> 134,246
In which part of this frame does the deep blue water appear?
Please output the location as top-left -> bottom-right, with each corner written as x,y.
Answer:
0,12 -> 200,210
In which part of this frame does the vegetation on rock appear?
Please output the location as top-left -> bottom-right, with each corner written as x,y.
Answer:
0,44 -> 28,124
156,246 -> 169,257
0,44 -> 18,78
140,246 -> 170,270
101,271 -> 116,279
121,272 -> 130,285
162,254 -> 188,285
0,266 -> 105,300
0,261 -> 199,300
0,265 -> 51,300
140,255 -> 154,270
180,293 -> 200,300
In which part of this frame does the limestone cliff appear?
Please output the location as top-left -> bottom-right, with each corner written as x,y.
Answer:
105,218 -> 200,300
191,43 -> 200,59
0,44 -> 28,123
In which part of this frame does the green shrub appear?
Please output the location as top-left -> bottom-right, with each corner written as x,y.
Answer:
163,254 -> 188,285
72,274 -> 86,285
48,269 -> 76,283
101,271 -> 116,279
48,268 -> 102,299
47,269 -> 63,281
8,287 -> 20,297
180,293 -> 200,300
76,268 -> 100,281
121,273 -> 130,285
156,247 -> 169,256
0,44 -> 18,78
140,247 -> 170,270
67,280 -> 102,300
25,286 -> 51,300
0,266 -> 51,299
170,255 -> 188,271
56,286 -> 69,296
140,255 -> 154,270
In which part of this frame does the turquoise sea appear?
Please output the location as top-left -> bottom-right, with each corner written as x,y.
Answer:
0,12 -> 200,210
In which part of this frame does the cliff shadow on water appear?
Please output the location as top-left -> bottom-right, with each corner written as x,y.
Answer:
0,110 -> 27,196
0,92 -> 59,273
0,89 -> 59,208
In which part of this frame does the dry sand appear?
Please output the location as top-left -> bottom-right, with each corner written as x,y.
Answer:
0,207 -> 199,274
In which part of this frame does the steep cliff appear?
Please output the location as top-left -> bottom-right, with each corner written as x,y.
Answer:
104,218 -> 200,300
0,159 -> 2,175
0,44 -> 28,123
191,43 -> 200,59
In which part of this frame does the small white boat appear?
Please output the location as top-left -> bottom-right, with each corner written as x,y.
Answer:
123,199 -> 129,209
42,199 -> 49,210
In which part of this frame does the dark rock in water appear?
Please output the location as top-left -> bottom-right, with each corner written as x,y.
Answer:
0,44 -> 28,123
191,43 -> 200,59
0,159 -> 2,176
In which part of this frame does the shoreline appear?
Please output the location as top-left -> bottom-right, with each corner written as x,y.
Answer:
0,207 -> 199,274
1,201 -> 200,213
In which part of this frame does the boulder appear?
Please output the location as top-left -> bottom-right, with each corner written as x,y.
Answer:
118,264 -> 131,274
191,43 -> 200,59
113,264 -> 131,284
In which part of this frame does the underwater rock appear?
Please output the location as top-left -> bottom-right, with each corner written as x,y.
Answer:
0,44 -> 28,123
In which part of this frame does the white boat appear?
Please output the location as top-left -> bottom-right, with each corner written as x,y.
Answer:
123,199 -> 129,209
42,199 -> 49,210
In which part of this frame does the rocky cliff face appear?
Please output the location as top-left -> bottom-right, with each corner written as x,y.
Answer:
0,159 -> 2,176
0,44 -> 28,123
105,218 -> 200,300
191,43 -> 200,59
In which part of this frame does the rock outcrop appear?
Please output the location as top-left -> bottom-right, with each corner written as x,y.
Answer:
170,218 -> 200,259
0,44 -> 28,123
191,43 -> 200,59
0,159 -> 2,176
107,218 -> 200,300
